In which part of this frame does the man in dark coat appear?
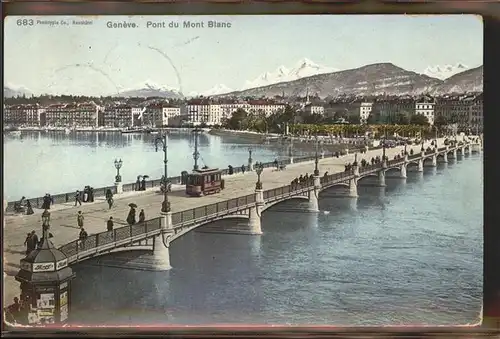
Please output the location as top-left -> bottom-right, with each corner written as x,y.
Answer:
126,207 -> 136,225
30,231 -> 38,251
139,209 -> 145,223
107,217 -> 114,231
79,228 -> 88,250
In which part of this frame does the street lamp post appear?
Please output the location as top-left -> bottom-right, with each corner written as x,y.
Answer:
421,140 -> 425,152
435,126 -> 438,148
404,144 -> 407,155
114,158 -> 123,183
255,163 -> 264,190
154,133 -> 170,213
42,209 -> 51,233
248,148 -> 253,171
314,134 -> 320,176
382,138 -> 386,161
353,152 -> 358,167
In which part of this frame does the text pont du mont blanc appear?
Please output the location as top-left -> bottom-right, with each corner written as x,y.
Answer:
106,20 -> 232,29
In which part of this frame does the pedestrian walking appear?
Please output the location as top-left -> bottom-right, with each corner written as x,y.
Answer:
241,164 -> 246,174
24,232 -> 32,255
105,189 -> 114,209
107,217 -> 114,231
26,200 -> 34,215
79,228 -> 88,250
139,209 -> 145,223
77,211 -> 84,228
30,230 -> 38,249
126,207 -> 136,225
74,190 -> 82,206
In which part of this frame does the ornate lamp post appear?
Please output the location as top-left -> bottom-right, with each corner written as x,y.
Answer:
421,140 -> 425,152
248,147 -> 253,171
114,158 -> 123,183
382,138 -> 386,161
154,133 -> 170,213
255,163 -> 264,190
314,134 -> 320,176
353,152 -> 358,167
42,209 -> 51,233
404,143 -> 407,155
434,126 -> 438,148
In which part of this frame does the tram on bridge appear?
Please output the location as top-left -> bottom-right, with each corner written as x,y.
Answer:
185,167 -> 224,197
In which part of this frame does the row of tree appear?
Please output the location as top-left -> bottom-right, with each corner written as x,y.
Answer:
222,105 -> 457,135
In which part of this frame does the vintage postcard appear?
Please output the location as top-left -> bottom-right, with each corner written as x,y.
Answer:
3,15 -> 483,327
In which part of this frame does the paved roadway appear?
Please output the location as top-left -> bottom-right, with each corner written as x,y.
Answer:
3,138 -> 448,307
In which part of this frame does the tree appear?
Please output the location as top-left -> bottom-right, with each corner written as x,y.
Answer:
333,111 -> 348,121
410,114 -> 429,126
366,113 -> 379,125
303,113 -> 324,125
434,115 -> 448,128
347,114 -> 361,125
224,108 -> 247,130
395,112 -> 410,125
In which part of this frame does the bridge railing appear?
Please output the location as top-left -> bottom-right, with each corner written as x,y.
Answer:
321,169 -> 356,185
171,193 -> 256,226
408,154 -> 421,161
6,154 -> 324,212
57,217 -> 162,261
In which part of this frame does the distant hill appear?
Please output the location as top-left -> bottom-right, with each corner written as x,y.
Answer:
116,80 -> 184,99
430,65 -> 483,95
4,85 -> 32,98
219,63 -> 445,99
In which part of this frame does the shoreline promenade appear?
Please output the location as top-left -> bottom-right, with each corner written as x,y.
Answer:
3,138 -> 449,307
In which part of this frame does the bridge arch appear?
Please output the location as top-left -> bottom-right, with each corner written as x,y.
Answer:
263,195 -> 309,212
171,214 -> 250,241
357,174 -> 378,185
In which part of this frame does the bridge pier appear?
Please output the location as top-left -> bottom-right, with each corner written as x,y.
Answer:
442,151 -> 448,163
347,164 -> 359,197
114,181 -> 123,194
248,158 -> 254,172
430,154 -> 437,167
417,159 -> 423,172
307,175 -> 321,212
399,164 -> 407,179
150,211 -> 174,271
247,189 -> 264,234
450,148 -> 457,159
376,161 -> 387,187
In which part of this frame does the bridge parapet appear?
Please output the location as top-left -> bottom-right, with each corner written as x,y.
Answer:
171,194 -> 256,226
58,217 -> 162,263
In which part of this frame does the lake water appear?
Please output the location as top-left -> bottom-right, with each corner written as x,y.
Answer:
3,131 -> 311,201
3,131 -> 483,325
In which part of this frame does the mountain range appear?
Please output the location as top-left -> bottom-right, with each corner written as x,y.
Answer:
221,63 -> 483,99
4,60 -> 482,99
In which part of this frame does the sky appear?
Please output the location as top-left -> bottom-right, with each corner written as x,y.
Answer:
4,15 -> 483,96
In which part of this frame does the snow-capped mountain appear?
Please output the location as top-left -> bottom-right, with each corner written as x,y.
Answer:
201,84 -> 233,96
117,80 -> 183,98
242,58 -> 337,90
4,83 -> 33,97
423,63 -> 469,80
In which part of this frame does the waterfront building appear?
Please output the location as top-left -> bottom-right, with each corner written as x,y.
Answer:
45,102 -> 100,128
4,104 -> 45,127
219,99 -> 251,120
372,96 -> 415,123
247,99 -> 286,117
304,103 -> 325,116
162,105 -> 182,126
102,104 -> 134,128
435,92 -> 483,132
415,95 -> 436,125
325,97 -> 373,123
186,98 -> 211,125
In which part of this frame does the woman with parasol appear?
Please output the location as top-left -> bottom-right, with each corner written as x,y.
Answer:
127,203 -> 137,225
141,175 -> 149,191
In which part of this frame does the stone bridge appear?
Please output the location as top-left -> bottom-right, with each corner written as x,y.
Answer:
47,141 -> 480,271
